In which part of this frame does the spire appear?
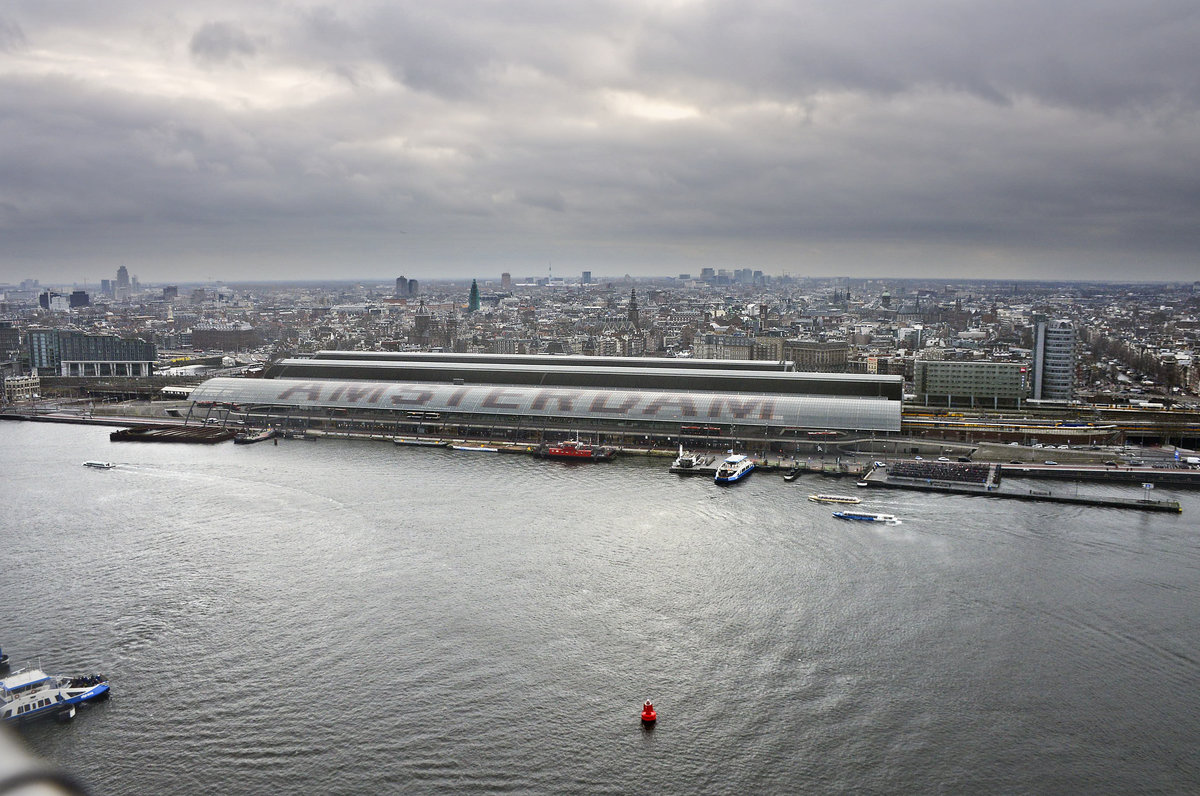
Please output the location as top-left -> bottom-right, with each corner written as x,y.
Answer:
628,287 -> 639,329
468,279 -> 480,313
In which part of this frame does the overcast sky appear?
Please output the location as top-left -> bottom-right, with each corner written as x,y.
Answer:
2,1 -> 1199,286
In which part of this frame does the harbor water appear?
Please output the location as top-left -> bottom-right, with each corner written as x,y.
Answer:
3,423 -> 1199,793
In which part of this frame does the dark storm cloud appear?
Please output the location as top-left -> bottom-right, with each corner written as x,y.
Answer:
2,0 -> 1200,281
190,21 -> 259,66
0,17 -> 26,52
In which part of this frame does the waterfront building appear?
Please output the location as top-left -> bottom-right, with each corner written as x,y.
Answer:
190,352 -> 902,449
913,360 -> 1030,409
1032,317 -> 1075,401
2,374 -> 38,403
27,329 -> 157,377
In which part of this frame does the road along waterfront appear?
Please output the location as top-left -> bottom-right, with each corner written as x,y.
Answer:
3,422 -> 1199,793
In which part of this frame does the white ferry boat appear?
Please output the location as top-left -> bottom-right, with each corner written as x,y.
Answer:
83,461 -> 115,469
808,494 -> 861,505
832,510 -> 899,524
1,668 -> 109,722
714,453 -> 755,484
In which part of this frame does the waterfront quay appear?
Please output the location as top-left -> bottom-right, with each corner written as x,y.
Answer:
860,464 -> 1184,513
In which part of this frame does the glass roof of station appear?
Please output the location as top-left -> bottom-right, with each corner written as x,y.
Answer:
265,358 -> 904,400
190,377 -> 902,432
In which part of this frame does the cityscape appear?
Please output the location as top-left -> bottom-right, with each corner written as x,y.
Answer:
4,1 -> 1200,793
3,269 -> 1200,414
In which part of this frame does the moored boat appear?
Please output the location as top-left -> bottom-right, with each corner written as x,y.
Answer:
808,493 -> 861,505
783,467 -> 801,482
672,444 -> 706,469
714,453 -> 754,484
533,439 -> 617,462
393,437 -> 449,447
1,668 -> 109,723
832,511 -> 898,523
83,461 -> 115,469
450,444 -> 499,452
233,428 -> 278,445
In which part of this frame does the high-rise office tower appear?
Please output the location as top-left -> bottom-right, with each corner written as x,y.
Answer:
1032,317 -> 1075,401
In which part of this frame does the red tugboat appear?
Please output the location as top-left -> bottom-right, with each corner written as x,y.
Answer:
533,439 -> 618,462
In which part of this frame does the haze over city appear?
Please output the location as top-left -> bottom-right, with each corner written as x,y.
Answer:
3,1 -> 1200,284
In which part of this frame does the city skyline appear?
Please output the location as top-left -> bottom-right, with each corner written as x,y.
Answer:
3,2 -> 1200,283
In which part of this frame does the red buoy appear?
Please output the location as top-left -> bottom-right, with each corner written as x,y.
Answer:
640,700 -> 657,724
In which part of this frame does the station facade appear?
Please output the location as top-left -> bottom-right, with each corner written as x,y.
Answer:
188,353 -> 903,450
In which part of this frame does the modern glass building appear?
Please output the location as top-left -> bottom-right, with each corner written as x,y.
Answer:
27,329 -> 157,377
1032,319 -> 1075,401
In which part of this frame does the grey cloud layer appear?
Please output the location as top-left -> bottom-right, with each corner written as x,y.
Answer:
2,1 -> 1199,281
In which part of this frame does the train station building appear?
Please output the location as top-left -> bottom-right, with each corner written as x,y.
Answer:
187,352 -> 903,450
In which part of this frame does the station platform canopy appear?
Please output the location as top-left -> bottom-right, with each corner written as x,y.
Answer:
189,376 -> 902,433
265,357 -> 903,401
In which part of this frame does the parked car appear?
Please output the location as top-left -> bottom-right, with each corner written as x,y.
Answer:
1044,460 -> 1058,465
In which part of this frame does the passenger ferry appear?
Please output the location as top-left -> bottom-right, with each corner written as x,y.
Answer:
808,494 -> 861,505
83,461 -> 115,469
832,511 -> 899,524
714,453 -> 755,484
1,668 -> 109,722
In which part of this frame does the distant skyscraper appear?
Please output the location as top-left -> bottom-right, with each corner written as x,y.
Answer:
395,276 -> 408,297
407,279 -> 418,296
116,266 -> 130,288
163,285 -> 178,301
1032,317 -> 1075,401
501,272 -> 512,291
467,279 -> 480,313
581,271 -> 592,285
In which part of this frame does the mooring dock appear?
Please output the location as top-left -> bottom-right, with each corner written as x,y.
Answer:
861,466 -> 1182,513
110,425 -> 236,443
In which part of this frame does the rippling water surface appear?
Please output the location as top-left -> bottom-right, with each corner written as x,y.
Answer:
3,423 -> 1199,793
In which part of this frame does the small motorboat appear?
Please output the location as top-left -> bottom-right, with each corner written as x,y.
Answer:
82,461 -> 115,469
783,467 -> 801,482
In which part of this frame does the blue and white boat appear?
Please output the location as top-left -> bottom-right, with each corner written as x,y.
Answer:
714,453 -> 755,484
832,510 -> 898,524
1,668 -> 109,722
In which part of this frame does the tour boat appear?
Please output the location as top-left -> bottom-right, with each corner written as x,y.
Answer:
82,461 -> 114,469
450,444 -> 499,452
1,668 -> 109,723
533,439 -> 617,462
808,494 -> 861,505
714,453 -> 755,484
832,511 -> 899,524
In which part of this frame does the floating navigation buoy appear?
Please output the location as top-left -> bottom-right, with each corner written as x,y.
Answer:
641,700 -> 657,724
